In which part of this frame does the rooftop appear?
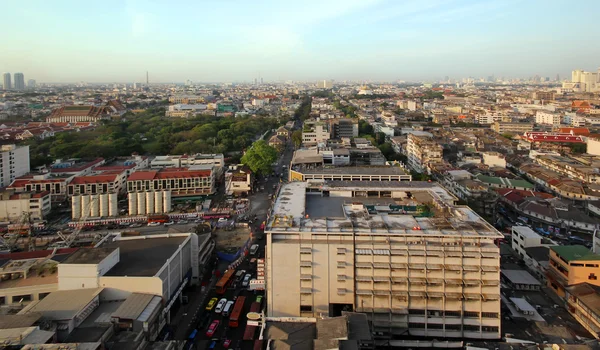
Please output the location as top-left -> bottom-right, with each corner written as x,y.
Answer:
102,235 -> 187,277
297,165 -> 409,176
551,245 -> 600,262
20,288 -> 102,320
512,226 -> 541,239
268,181 -> 501,238
62,247 -> 116,265
501,269 -> 542,286
112,293 -> 161,320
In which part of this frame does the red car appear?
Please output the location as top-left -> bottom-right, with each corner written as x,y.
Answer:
223,339 -> 231,348
206,320 -> 220,337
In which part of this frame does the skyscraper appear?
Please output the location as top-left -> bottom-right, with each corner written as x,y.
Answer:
14,73 -> 25,90
27,79 -> 36,88
2,73 -> 11,90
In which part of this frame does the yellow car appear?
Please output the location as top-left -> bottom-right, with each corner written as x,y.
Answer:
205,297 -> 218,311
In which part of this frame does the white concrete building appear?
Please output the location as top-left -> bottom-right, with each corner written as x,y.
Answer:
266,181 -> 502,340
587,138 -> 600,157
0,144 -> 30,188
0,190 -> 51,221
535,111 -> 561,126
511,226 -> 543,259
150,154 -> 224,169
406,134 -> 443,174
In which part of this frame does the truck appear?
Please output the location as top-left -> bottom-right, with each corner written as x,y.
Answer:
148,214 -> 169,224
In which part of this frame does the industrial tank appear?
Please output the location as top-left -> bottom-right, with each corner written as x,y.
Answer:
137,192 -> 146,215
72,195 -> 81,220
146,191 -> 155,215
163,190 -> 172,213
109,193 -> 118,217
90,195 -> 100,217
128,193 -> 137,216
81,195 -> 91,218
100,194 -> 109,217
154,191 -> 163,213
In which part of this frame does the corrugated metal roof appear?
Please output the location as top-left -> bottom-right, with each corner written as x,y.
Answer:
21,288 -> 102,320
112,293 -> 156,320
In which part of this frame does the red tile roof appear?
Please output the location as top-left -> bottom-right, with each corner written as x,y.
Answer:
49,105 -> 108,118
556,127 -> 590,136
127,169 -> 212,181
70,174 -> 118,185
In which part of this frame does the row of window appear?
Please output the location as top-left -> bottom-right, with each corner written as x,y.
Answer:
408,309 -> 498,318
408,323 -> 498,332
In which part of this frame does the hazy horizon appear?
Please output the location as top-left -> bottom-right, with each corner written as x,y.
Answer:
2,0 -> 599,83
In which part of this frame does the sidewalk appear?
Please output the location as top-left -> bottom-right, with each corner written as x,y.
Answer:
173,275 -> 218,340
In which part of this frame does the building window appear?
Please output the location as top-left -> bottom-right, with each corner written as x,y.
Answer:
586,264 -> 599,268
408,323 -> 425,329
482,326 -> 499,333
444,311 -> 461,317
300,305 -> 312,312
427,323 -> 443,329
571,263 -> 584,267
589,273 -> 598,281
482,312 -> 499,318
408,309 -> 425,315
464,325 -> 480,332
463,311 -> 479,318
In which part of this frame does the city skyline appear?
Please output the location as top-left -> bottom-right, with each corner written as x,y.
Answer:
2,0 -> 600,83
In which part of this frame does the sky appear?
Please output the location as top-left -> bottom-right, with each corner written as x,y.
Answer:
2,0 -> 600,83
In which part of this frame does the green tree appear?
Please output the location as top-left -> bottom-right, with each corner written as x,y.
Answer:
291,130 -> 302,148
241,140 -> 278,175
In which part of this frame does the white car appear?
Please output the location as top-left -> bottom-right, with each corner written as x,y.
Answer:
218,218 -> 228,223
148,222 -> 161,227
242,274 -> 251,287
164,221 -> 175,226
215,298 -> 228,313
178,220 -> 188,225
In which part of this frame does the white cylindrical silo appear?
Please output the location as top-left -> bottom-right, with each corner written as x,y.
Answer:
137,192 -> 147,215
154,191 -> 163,213
72,195 -> 81,220
90,195 -> 100,217
146,191 -> 155,215
81,195 -> 91,218
109,193 -> 118,217
128,192 -> 137,216
100,194 -> 109,217
163,190 -> 172,213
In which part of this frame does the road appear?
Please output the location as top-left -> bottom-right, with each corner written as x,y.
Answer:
181,141 -> 295,349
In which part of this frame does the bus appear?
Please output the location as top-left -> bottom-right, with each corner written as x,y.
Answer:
254,340 -> 263,350
243,301 -> 261,340
148,214 -> 169,224
216,270 -> 236,295
228,296 -> 246,328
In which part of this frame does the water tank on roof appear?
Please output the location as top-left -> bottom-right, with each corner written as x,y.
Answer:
146,191 -> 155,215
109,193 -> 118,216
90,195 -> 100,217
137,192 -> 146,215
154,191 -> 163,213
163,190 -> 172,213
128,193 -> 137,216
72,195 -> 81,220
99,194 -> 109,217
81,195 -> 90,218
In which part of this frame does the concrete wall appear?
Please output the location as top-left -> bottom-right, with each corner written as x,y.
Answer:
58,264 -> 101,290
99,276 -> 164,299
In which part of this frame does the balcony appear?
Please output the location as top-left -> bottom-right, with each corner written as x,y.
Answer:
300,274 -> 312,280
300,247 -> 312,254
300,261 -> 312,267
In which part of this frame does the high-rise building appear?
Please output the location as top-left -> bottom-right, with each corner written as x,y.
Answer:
2,73 -> 11,90
565,69 -> 600,92
317,80 -> 333,89
27,79 -> 36,89
0,144 -> 30,187
13,73 -> 25,90
266,181 -> 502,340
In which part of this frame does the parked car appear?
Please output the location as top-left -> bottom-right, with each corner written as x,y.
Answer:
148,222 -> 161,227
206,297 -> 218,311
178,220 -> 189,225
206,320 -> 220,337
223,339 -> 231,348
242,274 -> 251,287
215,298 -> 228,313
164,221 -> 175,226
222,301 -> 235,317
218,218 -> 228,223
130,223 -> 143,228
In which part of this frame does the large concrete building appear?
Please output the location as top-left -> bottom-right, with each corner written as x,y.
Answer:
13,73 -> 25,90
0,190 -> 51,221
406,133 -> 443,174
0,144 -> 30,188
2,73 -> 11,90
265,181 -> 502,340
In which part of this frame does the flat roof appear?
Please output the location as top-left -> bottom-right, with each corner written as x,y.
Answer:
0,313 -> 41,329
509,297 -> 536,313
62,247 -> 116,265
266,321 -> 317,340
269,182 -> 501,238
103,236 -> 187,277
299,166 -> 409,176
21,288 -> 102,320
512,226 -> 540,239
551,245 -> 600,262
112,293 -> 158,320
502,269 -> 541,286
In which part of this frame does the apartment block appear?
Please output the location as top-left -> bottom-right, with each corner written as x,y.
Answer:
0,144 -> 30,188
126,168 -> 215,196
0,190 -> 51,221
534,155 -> 599,183
565,283 -> 600,339
266,181 -> 502,340
491,121 -> 533,134
547,245 -> 600,298
406,134 -> 443,174
536,111 -> 561,126
302,122 -> 331,146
